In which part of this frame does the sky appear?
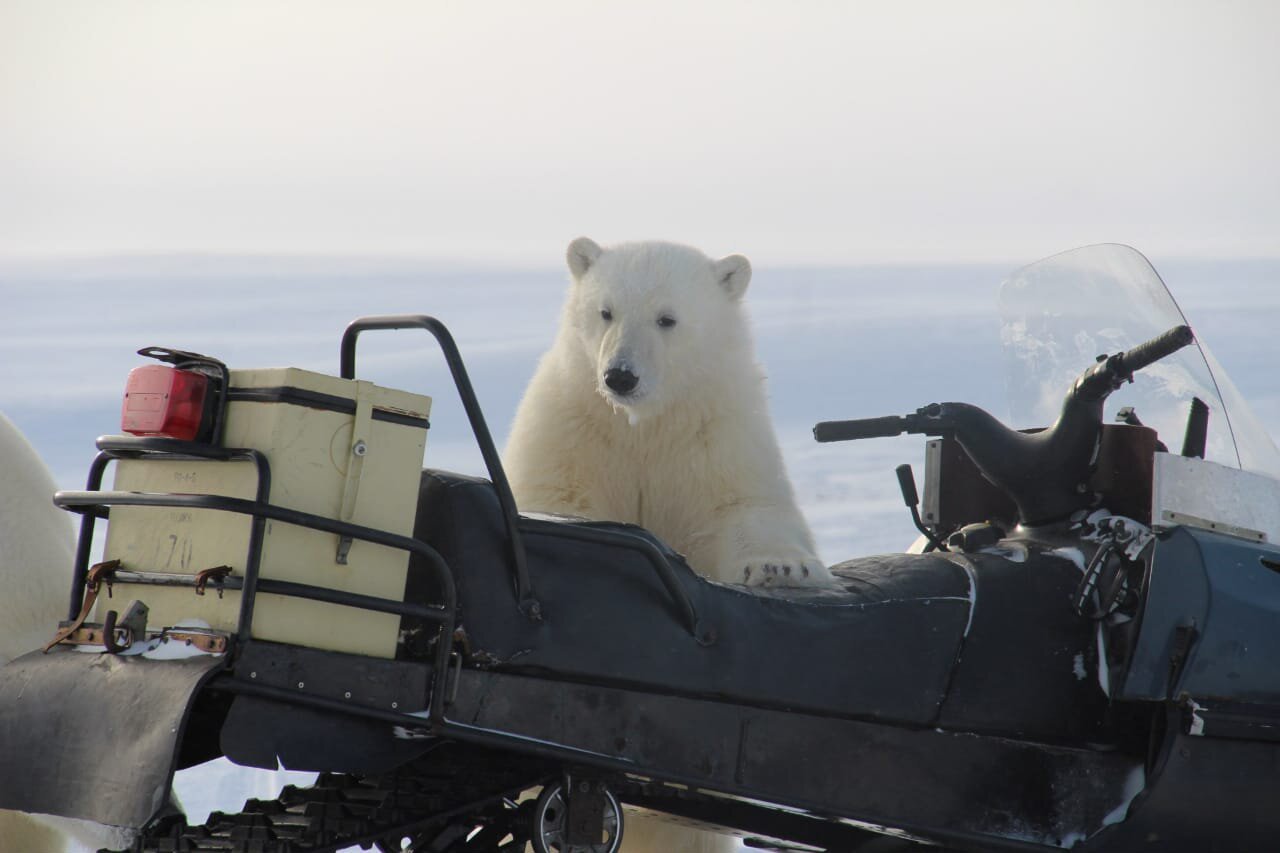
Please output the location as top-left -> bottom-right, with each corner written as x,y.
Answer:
3,0 -> 1278,266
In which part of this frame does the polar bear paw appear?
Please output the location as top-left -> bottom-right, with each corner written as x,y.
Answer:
740,557 -> 837,588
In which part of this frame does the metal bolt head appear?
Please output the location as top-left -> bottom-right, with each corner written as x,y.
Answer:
344,691 -> 352,699
250,672 -> 257,679
297,682 -> 305,689
391,701 -> 398,709
352,440 -> 368,457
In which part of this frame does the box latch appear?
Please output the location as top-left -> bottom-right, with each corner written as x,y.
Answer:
336,381 -> 376,564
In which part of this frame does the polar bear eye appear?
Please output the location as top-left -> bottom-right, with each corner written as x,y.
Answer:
600,308 -> 613,322
657,315 -> 677,329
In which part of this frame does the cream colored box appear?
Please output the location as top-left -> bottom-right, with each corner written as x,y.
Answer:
100,367 -> 431,659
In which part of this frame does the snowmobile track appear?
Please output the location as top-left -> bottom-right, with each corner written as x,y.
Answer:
109,746 -> 553,853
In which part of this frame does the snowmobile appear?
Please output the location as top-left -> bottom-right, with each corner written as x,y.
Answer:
2,244 -> 1278,852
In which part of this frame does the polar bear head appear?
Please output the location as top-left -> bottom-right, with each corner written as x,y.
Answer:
562,237 -> 754,421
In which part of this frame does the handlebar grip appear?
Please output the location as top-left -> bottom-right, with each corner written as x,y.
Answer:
1118,324 -> 1194,375
813,416 -> 905,443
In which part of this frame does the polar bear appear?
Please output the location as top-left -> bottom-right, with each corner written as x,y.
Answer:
505,239 -> 836,853
0,412 -> 135,851
0,413 -> 74,668
506,237 -> 835,588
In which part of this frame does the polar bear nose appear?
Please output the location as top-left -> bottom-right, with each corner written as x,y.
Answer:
604,367 -> 639,395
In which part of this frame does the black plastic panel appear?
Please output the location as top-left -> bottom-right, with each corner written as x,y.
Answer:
220,641 -> 435,774
938,547 -> 1112,742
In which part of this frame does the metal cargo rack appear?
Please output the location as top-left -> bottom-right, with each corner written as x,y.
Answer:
49,315 -> 529,732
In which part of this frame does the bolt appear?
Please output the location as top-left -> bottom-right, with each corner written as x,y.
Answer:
353,440 -> 368,457
250,672 -> 257,679
344,691 -> 352,699
297,682 -> 305,689
391,702 -> 398,709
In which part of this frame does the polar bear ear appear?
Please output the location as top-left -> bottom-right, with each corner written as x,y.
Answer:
567,237 -> 603,279
714,254 -> 751,300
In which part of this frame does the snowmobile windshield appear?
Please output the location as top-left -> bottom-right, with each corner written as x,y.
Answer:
999,243 -> 1280,479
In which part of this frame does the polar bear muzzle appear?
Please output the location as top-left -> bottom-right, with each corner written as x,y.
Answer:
603,366 -> 639,396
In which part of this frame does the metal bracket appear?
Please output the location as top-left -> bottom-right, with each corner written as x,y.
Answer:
194,565 -> 234,597
103,600 -> 149,653
564,775 -> 609,846
43,559 -> 122,652
336,381 -> 375,564
1161,510 -> 1266,543
51,623 -> 112,648
161,627 -> 231,654
445,650 -> 463,707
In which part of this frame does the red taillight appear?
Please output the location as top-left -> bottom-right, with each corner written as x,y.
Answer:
121,365 -> 210,441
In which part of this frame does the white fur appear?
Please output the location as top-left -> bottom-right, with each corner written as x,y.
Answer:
0,414 -> 77,850
620,811 -> 742,853
507,239 -> 837,853
0,413 -> 74,668
506,238 -> 835,588
0,414 -> 131,852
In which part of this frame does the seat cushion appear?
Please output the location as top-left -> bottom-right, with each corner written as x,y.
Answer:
410,470 -> 973,724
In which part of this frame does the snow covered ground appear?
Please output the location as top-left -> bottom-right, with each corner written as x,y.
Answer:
1,251 -> 1277,848
5,253 -> 1278,555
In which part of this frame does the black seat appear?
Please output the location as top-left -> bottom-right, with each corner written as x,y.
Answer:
408,470 -> 973,724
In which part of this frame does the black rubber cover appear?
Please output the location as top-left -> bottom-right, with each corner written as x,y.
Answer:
0,648 -> 227,827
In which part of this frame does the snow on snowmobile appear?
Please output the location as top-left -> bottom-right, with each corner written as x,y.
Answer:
1,243 -> 1278,852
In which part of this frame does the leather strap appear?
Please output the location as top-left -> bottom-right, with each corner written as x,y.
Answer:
43,560 -> 121,653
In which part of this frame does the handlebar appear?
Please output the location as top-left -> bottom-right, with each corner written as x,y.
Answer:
814,324 -> 1195,524
814,415 -> 914,443
814,406 -> 942,444
1076,324 -> 1195,400
1116,324 -> 1195,377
